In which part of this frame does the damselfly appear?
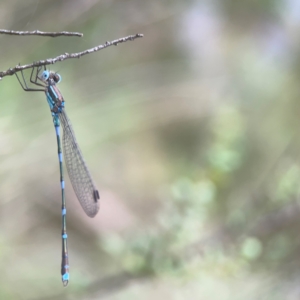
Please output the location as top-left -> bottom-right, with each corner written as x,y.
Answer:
16,66 -> 100,286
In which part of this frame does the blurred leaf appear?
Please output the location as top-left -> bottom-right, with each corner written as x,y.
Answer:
241,237 -> 263,260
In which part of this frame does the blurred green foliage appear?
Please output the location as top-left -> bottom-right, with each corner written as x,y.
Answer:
0,0 -> 300,299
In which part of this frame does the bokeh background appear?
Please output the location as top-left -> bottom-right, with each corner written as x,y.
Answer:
0,0 -> 300,299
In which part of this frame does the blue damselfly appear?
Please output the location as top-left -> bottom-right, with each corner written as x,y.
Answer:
16,67 -> 100,286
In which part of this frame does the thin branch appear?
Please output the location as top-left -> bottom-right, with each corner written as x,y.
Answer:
0,33 -> 144,79
0,29 -> 83,37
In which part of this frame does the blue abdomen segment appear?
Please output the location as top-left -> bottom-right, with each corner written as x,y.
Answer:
62,272 -> 69,284
61,256 -> 69,287
53,107 -> 69,287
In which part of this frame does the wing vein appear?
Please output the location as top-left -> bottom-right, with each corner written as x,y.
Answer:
59,109 -> 99,217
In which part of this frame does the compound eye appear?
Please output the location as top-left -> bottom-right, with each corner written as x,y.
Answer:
41,70 -> 50,80
54,73 -> 62,83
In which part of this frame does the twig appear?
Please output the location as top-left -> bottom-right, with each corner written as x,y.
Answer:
0,34 -> 143,79
0,29 -> 83,37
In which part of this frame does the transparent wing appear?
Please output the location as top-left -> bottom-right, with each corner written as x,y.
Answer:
59,109 -> 100,217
